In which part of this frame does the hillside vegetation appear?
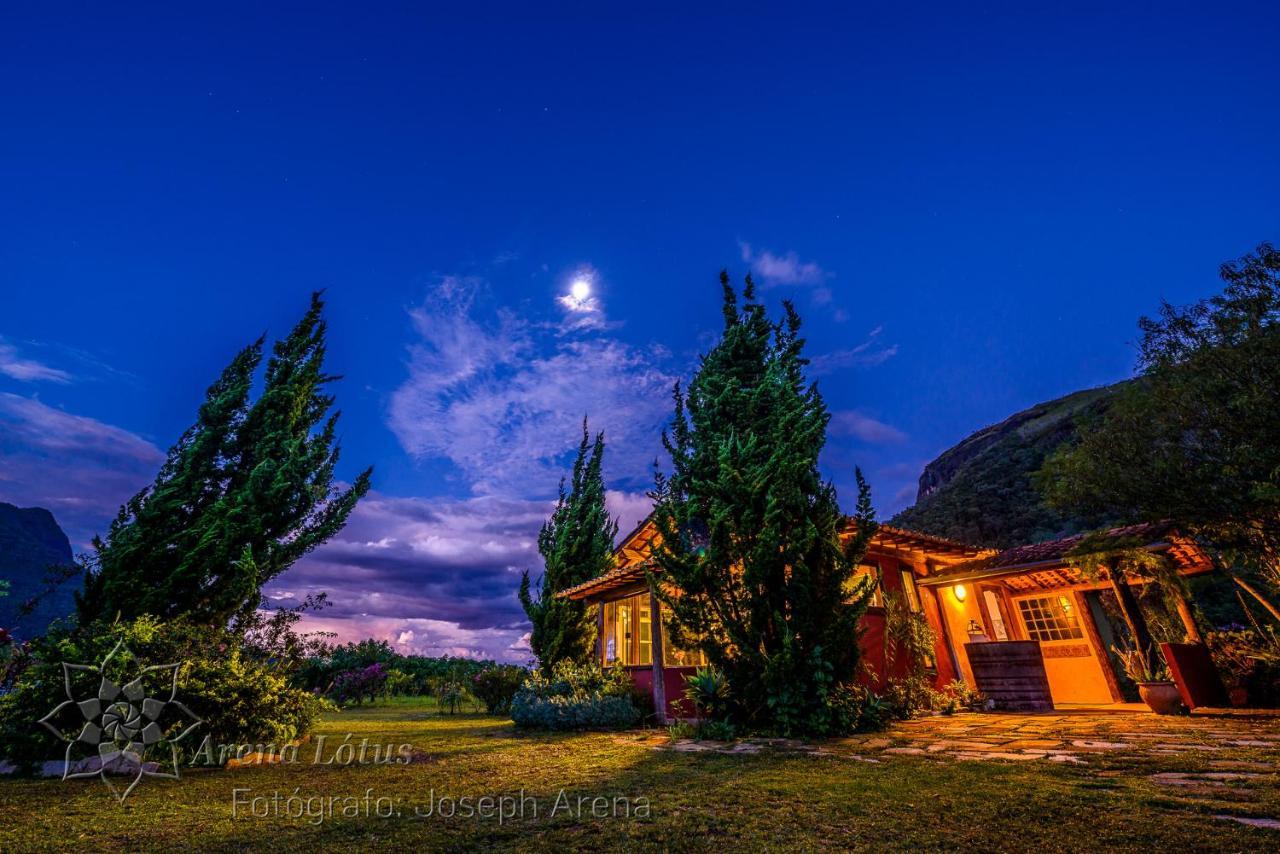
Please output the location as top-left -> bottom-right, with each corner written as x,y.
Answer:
890,383 -> 1128,548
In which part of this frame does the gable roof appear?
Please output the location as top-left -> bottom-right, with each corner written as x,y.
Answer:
559,518 -> 991,602
917,521 -> 1214,589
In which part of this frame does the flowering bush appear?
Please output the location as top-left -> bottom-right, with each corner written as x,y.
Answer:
330,663 -> 390,706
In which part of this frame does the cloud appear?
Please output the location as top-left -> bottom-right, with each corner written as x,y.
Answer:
0,393 -> 164,547
0,338 -> 72,383
739,241 -> 829,287
272,491 -> 555,662
828,410 -> 908,444
606,489 -> 654,539
388,277 -> 679,496
809,326 -> 899,375
555,264 -> 607,329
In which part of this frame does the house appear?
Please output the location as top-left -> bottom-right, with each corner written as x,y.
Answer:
560,518 -> 1215,720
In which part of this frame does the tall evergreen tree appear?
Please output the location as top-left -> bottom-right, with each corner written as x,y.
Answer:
651,272 -> 877,736
519,420 -> 618,669
77,293 -> 373,626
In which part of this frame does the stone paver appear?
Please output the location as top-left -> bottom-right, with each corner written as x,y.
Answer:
641,710 -> 1280,831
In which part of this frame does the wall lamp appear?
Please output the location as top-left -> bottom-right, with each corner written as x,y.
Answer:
953,584 -> 968,603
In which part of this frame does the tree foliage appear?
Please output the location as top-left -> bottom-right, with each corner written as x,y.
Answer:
77,293 -> 372,627
1042,243 -> 1280,591
519,420 -> 618,669
650,272 -> 877,736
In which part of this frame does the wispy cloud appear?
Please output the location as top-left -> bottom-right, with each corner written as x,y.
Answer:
809,326 -> 899,375
739,241 -> 829,287
0,393 -> 163,547
388,276 -> 678,496
0,338 -> 72,384
828,409 -> 908,444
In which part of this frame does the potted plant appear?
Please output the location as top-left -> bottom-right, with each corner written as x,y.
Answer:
1114,643 -> 1182,715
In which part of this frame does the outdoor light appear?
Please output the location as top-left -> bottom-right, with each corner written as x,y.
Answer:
953,584 -> 967,603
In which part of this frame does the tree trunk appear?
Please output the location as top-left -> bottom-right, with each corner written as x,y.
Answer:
1109,561 -> 1155,659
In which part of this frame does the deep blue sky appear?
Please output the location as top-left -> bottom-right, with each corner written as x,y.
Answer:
2,4 -> 1278,658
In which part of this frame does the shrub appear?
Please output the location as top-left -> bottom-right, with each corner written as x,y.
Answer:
683,666 -> 731,721
472,665 -> 527,715
884,675 -> 987,719
330,663 -> 389,706
695,720 -> 736,741
666,720 -> 696,740
435,679 -> 466,715
0,616 -> 328,767
509,661 -> 641,730
1207,628 -> 1280,707
383,668 -> 415,698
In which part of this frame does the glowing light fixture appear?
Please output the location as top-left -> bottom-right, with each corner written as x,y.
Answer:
953,584 -> 968,603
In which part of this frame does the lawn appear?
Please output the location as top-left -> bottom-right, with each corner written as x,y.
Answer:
1,698 -> 1276,852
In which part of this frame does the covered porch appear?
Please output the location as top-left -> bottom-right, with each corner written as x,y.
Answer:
918,522 -> 1216,708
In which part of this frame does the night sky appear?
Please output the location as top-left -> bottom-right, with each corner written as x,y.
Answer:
2,4 -> 1278,660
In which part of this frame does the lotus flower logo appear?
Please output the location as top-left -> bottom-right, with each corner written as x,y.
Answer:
38,639 -> 202,802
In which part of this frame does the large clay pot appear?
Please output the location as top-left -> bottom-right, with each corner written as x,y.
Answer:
1138,681 -> 1184,715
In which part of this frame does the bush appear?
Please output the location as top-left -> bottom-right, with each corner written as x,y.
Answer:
472,665 -> 527,715
885,674 -> 988,719
509,661 -> 641,730
330,663 -> 390,706
694,719 -> 736,741
1207,628 -> 1280,707
0,616 -> 328,767
683,666 -> 731,721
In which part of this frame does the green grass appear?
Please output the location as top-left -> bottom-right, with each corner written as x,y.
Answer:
0,700 -> 1275,852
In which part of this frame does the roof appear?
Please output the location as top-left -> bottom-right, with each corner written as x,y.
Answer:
559,519 -> 992,602
917,521 -> 1215,589
860,524 -> 993,561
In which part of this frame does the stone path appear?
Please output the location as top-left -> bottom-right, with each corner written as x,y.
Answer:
627,710 -> 1280,833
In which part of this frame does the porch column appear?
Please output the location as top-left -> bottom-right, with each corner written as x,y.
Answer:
1170,588 -> 1204,644
649,590 -> 668,723
595,603 -> 605,665
1107,559 -> 1155,654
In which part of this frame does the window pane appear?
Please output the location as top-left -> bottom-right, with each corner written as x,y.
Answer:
1016,595 -> 1084,642
899,569 -> 922,612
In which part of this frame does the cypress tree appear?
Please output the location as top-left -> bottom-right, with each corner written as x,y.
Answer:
651,272 -> 877,736
77,292 -> 372,626
519,420 -> 618,669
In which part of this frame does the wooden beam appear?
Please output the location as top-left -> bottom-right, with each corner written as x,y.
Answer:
1170,586 -> 1204,644
1108,561 -> 1156,659
649,590 -> 668,723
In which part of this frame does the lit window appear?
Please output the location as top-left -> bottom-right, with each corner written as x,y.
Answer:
846,562 -> 884,607
1016,595 -> 1084,642
603,595 -> 652,666
899,568 -> 922,612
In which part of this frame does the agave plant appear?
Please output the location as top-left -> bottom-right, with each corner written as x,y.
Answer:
683,666 -> 731,721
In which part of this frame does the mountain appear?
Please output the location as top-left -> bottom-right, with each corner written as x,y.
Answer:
890,382 -> 1129,549
0,503 -> 78,640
